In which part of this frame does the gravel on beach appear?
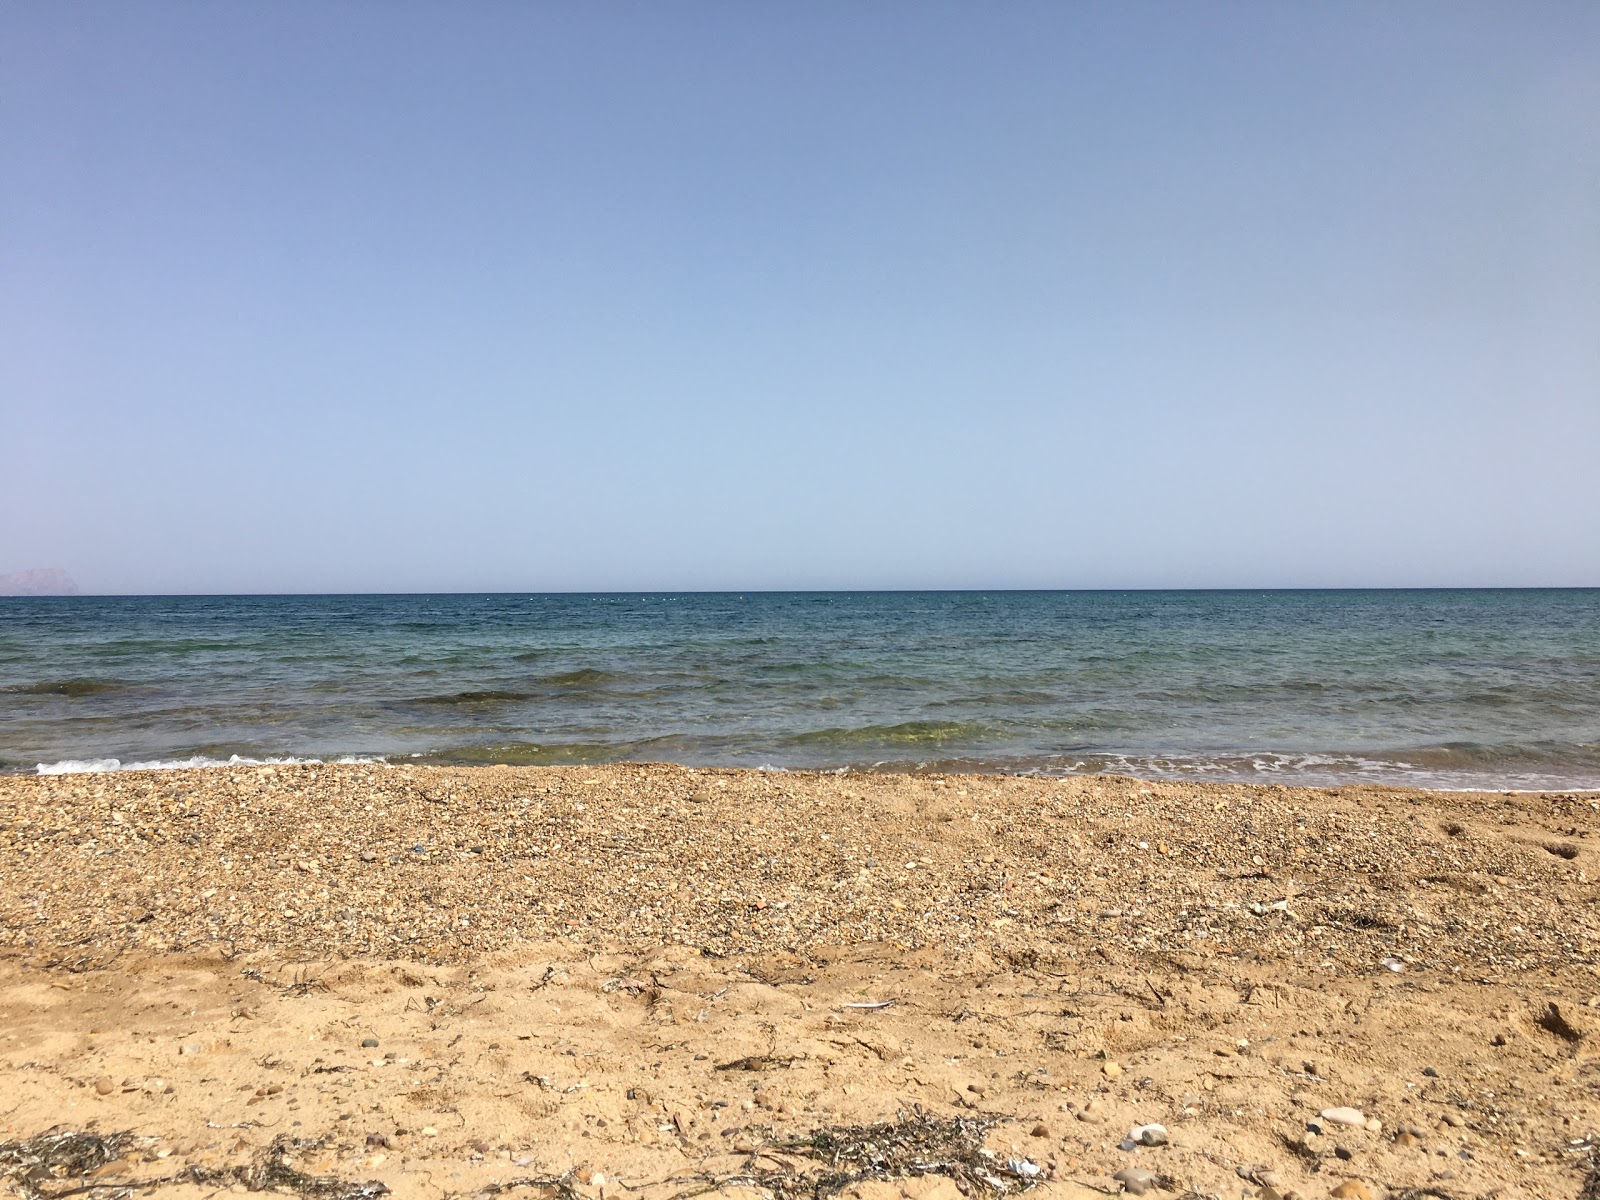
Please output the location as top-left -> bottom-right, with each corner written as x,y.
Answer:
2,761 -> 1596,970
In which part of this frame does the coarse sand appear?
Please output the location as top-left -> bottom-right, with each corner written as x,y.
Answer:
2,763 -> 1598,1200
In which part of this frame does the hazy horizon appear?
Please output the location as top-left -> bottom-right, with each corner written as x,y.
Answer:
5,2 -> 1598,593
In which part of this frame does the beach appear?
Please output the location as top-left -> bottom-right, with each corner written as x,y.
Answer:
2,762 -> 1598,1200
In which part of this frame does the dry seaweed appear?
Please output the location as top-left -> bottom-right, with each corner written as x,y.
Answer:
671,1111 -> 1039,1200
0,1131 -> 386,1200
468,1172 -> 581,1199
0,1129 -> 134,1199
225,1134 -> 389,1197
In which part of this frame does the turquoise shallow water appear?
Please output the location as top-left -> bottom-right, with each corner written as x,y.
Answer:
1,590 -> 1597,788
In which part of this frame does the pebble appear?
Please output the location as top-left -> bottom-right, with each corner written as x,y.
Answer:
1329,1183 -> 1371,1200
1103,1060 -> 1125,1078
1441,1112 -> 1465,1127
1030,1123 -> 1049,1138
1129,1123 -> 1168,1147
1113,1167 -> 1157,1195
94,1076 -> 114,1095
1396,1131 -> 1421,1148
362,1038 -> 380,1048
1320,1107 -> 1366,1127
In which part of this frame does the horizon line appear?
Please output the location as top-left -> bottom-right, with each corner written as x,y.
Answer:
5,584 -> 1599,599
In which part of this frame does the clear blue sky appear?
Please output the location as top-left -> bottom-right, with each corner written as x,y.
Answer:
3,2 -> 1597,593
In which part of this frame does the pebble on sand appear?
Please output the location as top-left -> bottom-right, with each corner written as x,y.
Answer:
1329,1182 -> 1371,1200
1129,1123 -> 1168,1147
1114,1167 -> 1158,1195
1320,1107 -> 1366,1127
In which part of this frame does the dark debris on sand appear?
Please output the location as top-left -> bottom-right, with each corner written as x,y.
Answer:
692,1112 -> 1040,1200
0,1130 -> 387,1200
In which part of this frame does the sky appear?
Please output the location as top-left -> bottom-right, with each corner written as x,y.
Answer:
3,2 -> 1598,593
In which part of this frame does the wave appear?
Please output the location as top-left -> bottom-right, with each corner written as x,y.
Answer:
403,669 -> 619,706
1026,746 -> 1600,792
5,678 -> 125,697
36,753 -> 384,776
541,668 -> 616,687
414,740 -> 648,767
924,690 -> 1057,707
784,720 -> 994,748
410,689 -> 534,705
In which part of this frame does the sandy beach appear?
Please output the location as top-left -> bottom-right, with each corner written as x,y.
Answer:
3,763 -> 1598,1200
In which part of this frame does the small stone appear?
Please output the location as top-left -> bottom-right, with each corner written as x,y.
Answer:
180,1042 -> 202,1056
1130,1123 -> 1168,1147
1422,1067 -> 1438,1078
1329,1183 -> 1370,1200
361,1038 -> 379,1048
1441,1112 -> 1465,1128
1320,1107 -> 1366,1127
365,1134 -> 390,1149
575,1168 -> 595,1184
420,1126 -> 438,1137
1256,1172 -> 1282,1189
1334,1146 -> 1353,1161
1077,1109 -> 1104,1125
966,1083 -> 987,1097
1396,1131 -> 1420,1148
1103,1060 -> 1124,1078
1364,1118 -> 1381,1133
94,1076 -> 114,1096
1030,1123 -> 1049,1138
1113,1167 -> 1157,1195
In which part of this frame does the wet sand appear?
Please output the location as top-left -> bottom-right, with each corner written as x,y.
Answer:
2,763 -> 1598,1200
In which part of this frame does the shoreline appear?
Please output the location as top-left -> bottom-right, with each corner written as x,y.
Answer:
3,763 -> 1598,1199
16,753 -> 1600,795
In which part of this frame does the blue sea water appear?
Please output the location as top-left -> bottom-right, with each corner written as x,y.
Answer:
1,590 -> 1597,789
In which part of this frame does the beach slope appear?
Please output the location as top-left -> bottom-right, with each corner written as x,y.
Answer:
2,764 -> 1597,1200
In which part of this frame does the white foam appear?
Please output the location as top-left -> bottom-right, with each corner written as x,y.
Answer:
36,753 -> 384,776
1053,751 -> 1600,793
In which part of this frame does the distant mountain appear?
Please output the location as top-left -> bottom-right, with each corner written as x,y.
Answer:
0,568 -> 81,596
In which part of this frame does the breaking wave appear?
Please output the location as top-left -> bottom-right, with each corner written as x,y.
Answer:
35,754 -> 385,776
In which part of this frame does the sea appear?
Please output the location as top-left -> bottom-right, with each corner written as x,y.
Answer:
1,590 -> 1597,790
